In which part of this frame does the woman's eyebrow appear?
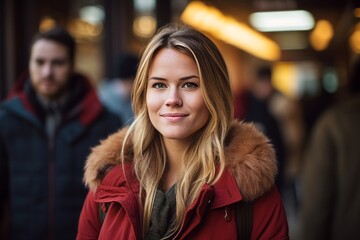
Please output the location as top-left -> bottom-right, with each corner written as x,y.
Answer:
149,76 -> 167,81
179,75 -> 199,80
149,75 -> 199,81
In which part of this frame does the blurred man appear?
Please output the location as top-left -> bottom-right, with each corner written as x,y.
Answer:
0,27 -> 122,240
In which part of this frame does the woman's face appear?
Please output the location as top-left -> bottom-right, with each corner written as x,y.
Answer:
146,48 -> 210,142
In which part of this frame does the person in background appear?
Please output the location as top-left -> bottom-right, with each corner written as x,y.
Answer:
0,26 -> 122,240
299,57 -> 360,240
234,66 -> 286,195
98,53 -> 139,124
77,24 -> 289,240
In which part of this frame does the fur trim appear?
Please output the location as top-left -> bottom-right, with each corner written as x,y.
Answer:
83,127 -> 131,192
224,121 -> 277,200
83,121 -> 277,200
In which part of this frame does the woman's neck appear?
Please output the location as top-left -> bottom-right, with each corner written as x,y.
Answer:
161,138 -> 187,191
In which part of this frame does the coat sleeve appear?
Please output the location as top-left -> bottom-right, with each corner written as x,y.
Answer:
77,191 -> 102,240
299,112 -> 336,240
252,186 -> 289,240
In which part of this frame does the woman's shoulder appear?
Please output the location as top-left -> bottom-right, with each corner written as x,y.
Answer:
224,121 -> 277,201
83,126 -> 133,192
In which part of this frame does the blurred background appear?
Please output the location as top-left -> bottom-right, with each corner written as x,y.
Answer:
1,0 -> 360,239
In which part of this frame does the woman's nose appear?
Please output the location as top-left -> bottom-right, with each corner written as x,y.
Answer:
165,88 -> 183,107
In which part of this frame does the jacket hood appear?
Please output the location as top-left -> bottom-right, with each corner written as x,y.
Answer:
83,121 -> 277,201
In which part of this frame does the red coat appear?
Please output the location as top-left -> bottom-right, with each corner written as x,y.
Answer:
77,122 -> 289,240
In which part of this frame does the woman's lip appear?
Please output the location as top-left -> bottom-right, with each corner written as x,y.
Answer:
161,113 -> 189,122
161,113 -> 188,117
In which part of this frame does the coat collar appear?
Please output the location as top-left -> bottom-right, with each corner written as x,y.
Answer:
3,73 -> 104,140
84,121 -> 277,201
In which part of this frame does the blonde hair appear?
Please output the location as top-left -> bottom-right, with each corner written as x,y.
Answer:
122,24 -> 233,236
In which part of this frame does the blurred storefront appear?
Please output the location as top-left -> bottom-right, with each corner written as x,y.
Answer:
1,0 -> 359,100
1,1 -> 360,239
0,0 -> 187,99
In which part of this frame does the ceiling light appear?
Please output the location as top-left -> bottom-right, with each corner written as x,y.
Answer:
133,16 -> 157,38
249,10 -> 315,32
181,1 -> 281,61
310,19 -> 333,51
354,8 -> 360,18
39,17 -> 56,32
79,5 -> 105,25
350,23 -> 360,53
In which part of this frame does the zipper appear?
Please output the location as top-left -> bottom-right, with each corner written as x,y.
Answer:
172,188 -> 213,239
48,136 -> 55,240
48,120 -> 61,240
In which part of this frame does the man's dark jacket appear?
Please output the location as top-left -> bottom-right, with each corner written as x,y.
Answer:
0,73 -> 123,240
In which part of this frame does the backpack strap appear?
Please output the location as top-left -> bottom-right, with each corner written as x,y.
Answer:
236,201 -> 253,240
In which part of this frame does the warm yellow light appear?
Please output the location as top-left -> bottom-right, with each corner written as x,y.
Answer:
354,8 -> 360,18
39,17 -> 56,32
309,19 -> 333,51
133,16 -> 157,38
181,1 -> 281,61
217,17 -> 280,60
272,62 -> 297,98
68,19 -> 103,41
350,23 -> 360,53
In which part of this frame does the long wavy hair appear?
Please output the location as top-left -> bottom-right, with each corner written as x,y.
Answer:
122,24 -> 234,236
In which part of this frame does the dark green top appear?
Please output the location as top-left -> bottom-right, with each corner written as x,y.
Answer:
145,184 -> 177,240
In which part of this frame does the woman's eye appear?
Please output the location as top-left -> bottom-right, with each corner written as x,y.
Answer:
183,82 -> 198,89
153,83 -> 166,89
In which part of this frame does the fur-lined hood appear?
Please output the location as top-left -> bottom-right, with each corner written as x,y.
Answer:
83,121 -> 277,201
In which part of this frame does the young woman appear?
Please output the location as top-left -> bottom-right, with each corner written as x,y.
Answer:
77,24 -> 289,240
